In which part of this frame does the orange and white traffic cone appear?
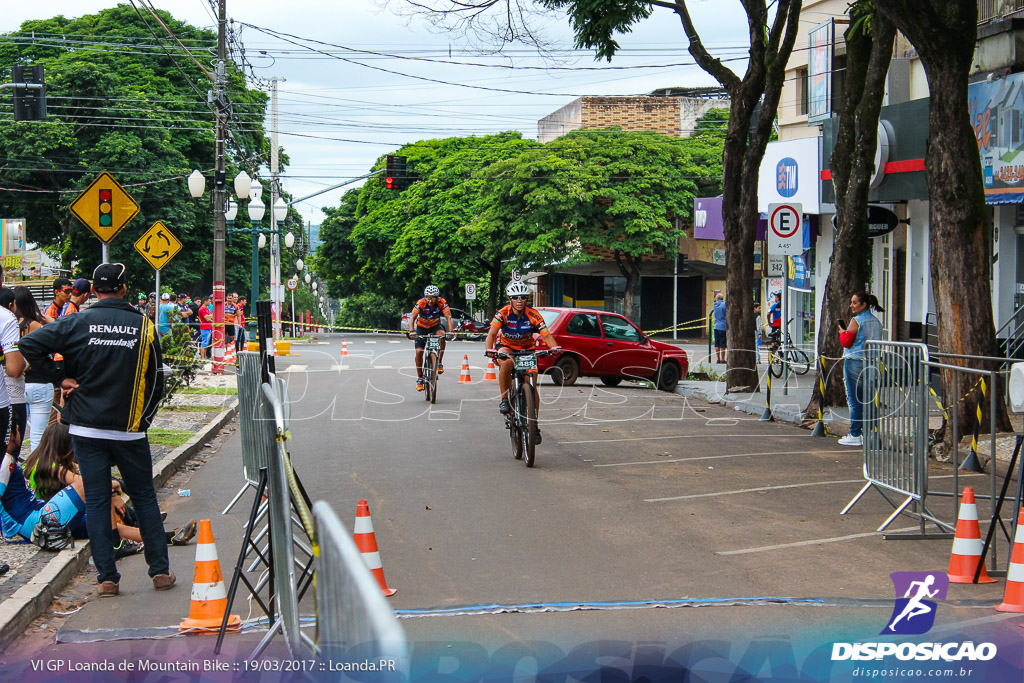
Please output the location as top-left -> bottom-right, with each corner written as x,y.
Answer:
458,355 -> 472,384
341,338 -> 349,357
484,360 -> 497,382
180,519 -> 241,632
354,500 -> 396,597
948,487 -> 997,584
997,508 -> 1024,612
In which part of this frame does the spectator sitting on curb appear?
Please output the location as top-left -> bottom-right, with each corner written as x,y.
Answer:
20,262 -> 173,598
22,422 -> 197,550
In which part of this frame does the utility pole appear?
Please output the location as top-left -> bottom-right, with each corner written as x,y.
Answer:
210,0 -> 228,374
270,76 -> 281,343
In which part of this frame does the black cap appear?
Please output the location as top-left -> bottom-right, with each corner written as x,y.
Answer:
177,292 -> 188,299
71,278 -> 91,296
92,263 -> 126,293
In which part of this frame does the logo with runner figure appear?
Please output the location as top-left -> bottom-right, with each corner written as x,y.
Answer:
882,571 -> 948,635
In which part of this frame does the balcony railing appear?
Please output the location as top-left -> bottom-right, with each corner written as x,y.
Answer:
979,0 -> 1024,23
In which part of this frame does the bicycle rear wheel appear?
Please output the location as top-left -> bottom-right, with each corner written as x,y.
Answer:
429,352 -> 438,404
789,348 -> 812,375
522,386 -> 537,468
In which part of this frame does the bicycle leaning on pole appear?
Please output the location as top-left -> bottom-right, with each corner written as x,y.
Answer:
488,348 -> 560,468
765,318 -> 811,378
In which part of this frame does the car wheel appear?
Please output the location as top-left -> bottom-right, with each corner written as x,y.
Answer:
600,376 -> 623,387
657,361 -> 680,392
550,355 -> 579,386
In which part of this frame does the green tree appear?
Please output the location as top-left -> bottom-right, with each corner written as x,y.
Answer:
475,128 -> 703,320
406,0 -> 802,392
0,6 -> 269,294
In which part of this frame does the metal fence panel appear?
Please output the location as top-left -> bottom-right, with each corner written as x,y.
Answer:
313,501 -> 408,673
237,351 -> 274,484
863,340 -> 929,500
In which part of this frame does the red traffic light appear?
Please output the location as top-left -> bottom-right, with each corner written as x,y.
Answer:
386,177 -> 394,189
99,189 -> 112,201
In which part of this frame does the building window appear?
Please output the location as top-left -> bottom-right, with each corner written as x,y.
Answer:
831,54 -> 847,114
797,67 -> 809,116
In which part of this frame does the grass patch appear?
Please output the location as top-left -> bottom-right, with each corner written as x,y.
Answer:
179,387 -> 237,395
148,429 -> 192,447
161,404 -> 224,413
685,362 -> 725,382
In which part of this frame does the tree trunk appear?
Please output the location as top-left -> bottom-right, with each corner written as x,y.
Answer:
672,0 -> 803,393
874,0 -> 1012,438
804,7 -> 895,423
614,251 -> 641,321
487,257 -> 502,318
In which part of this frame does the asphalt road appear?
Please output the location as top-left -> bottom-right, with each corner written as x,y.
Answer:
2,333 -> 1021,680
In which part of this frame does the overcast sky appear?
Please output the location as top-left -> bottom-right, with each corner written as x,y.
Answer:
2,1 -> 751,225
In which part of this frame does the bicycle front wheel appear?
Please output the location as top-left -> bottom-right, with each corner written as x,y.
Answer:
768,350 -> 783,378
423,354 -> 435,402
789,348 -> 812,376
509,381 -> 523,460
429,352 -> 438,404
522,386 -> 537,468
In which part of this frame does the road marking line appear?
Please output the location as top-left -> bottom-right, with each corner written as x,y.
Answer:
596,450 -> 850,467
561,433 -> 785,445
645,478 -> 864,502
389,341 -> 400,344
280,365 -> 308,373
365,341 -> 376,344
717,526 -> 920,555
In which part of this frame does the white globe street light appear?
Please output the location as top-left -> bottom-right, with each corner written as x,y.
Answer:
225,198 -> 237,222
249,196 -> 266,222
234,171 -> 252,200
273,197 -> 288,223
284,231 -> 295,248
187,169 -> 206,198
250,179 -> 263,201
257,233 -> 267,249
304,273 -> 311,284
296,259 -> 304,272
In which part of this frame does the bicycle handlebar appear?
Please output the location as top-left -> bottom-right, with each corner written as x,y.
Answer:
487,348 -> 561,360
408,332 -> 453,341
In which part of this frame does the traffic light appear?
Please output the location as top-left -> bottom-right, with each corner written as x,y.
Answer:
12,65 -> 46,121
384,154 -> 407,190
98,189 -> 113,227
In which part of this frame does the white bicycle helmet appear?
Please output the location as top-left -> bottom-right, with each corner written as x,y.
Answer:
424,284 -> 440,297
506,281 -> 530,297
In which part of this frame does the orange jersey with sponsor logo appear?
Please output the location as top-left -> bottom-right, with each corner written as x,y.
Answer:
490,305 -> 550,350
412,297 -> 450,329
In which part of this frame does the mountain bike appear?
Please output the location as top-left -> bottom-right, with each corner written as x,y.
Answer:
765,319 -> 811,378
410,332 -> 450,404
489,348 -> 560,468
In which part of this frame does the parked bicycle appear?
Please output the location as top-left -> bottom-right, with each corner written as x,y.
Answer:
765,319 -> 811,378
409,332 -> 451,404
488,348 -> 560,468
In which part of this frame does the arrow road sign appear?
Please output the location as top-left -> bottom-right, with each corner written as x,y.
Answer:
69,171 -> 140,243
134,221 -> 182,271
768,202 -> 803,256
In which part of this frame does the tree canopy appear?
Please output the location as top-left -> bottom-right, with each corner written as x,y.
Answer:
0,5 -> 273,294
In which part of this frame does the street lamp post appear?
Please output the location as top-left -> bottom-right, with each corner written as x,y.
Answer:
294,258 -> 304,337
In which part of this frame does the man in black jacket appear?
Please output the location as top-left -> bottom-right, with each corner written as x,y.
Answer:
20,263 -> 174,598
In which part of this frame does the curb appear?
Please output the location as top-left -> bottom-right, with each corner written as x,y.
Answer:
674,382 -> 814,427
0,399 -> 238,653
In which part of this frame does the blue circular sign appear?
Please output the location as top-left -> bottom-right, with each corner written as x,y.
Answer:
776,157 -> 798,198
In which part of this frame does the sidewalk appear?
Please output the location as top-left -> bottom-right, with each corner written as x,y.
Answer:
0,371 -> 240,652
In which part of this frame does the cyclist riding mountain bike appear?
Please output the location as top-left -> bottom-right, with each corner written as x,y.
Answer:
409,285 -> 455,392
485,281 -> 561,443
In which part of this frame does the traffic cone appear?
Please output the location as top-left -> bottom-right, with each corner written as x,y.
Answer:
484,360 -> 497,382
997,508 -> 1024,612
354,500 -> 396,597
947,487 -> 997,584
341,338 -> 349,357
458,355 -> 472,384
180,519 -> 241,632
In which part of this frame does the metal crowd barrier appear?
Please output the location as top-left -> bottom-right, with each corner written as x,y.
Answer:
222,351 -> 275,513
313,501 -> 408,674
841,341 -> 953,536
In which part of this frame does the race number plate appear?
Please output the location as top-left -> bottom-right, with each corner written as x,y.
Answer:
426,337 -> 441,351
514,354 -> 537,370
